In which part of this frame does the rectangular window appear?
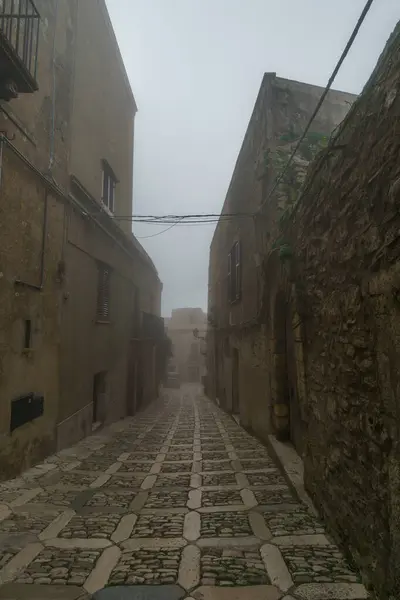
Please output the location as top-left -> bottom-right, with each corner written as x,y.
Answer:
101,161 -> 117,213
24,319 -> 32,349
228,241 -> 241,303
96,264 -> 111,322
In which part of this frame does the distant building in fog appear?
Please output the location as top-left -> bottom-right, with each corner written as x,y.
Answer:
165,308 -> 206,383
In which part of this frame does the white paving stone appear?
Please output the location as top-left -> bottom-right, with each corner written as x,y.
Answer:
179,544 -> 200,591
261,543 -> 293,592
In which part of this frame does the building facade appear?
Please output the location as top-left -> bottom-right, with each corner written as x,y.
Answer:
0,0 -> 163,479
207,74 -> 355,442
208,23 -> 400,599
165,308 -> 206,384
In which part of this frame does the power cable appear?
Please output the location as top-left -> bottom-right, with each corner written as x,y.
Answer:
80,0 -> 375,239
136,219 -> 184,239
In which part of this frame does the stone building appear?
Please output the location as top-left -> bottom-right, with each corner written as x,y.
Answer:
0,0 -> 163,478
207,73 -> 356,439
165,308 -> 206,383
274,23 -> 400,599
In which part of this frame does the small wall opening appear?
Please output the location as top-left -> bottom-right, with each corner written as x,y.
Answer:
93,371 -> 107,429
24,319 -> 32,349
232,347 -> 240,415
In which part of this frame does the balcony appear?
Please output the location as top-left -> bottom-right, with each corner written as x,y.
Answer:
0,0 -> 40,101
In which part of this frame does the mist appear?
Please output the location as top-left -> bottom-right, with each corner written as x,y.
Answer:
105,0 -> 399,316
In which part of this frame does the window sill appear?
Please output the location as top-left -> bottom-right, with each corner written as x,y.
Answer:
100,202 -> 114,218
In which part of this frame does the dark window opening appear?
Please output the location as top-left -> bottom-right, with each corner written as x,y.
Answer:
228,241 -> 241,303
24,319 -> 32,349
10,393 -> 44,432
96,264 -> 111,322
93,371 -> 106,427
101,161 -> 117,213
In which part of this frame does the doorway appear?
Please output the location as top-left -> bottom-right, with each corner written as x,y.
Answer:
272,291 -> 304,455
285,311 -> 304,456
92,371 -> 106,429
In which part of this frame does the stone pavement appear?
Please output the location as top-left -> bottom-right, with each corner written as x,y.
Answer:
0,385 -> 369,600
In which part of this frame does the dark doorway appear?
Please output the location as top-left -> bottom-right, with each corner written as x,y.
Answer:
285,311 -> 304,456
93,371 -> 106,427
232,348 -> 240,415
126,341 -> 137,416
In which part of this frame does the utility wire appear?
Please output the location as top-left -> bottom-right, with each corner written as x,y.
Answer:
83,0 -> 375,239
256,0 -> 375,214
136,219 -> 184,239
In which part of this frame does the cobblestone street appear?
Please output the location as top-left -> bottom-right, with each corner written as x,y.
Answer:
0,386 -> 368,600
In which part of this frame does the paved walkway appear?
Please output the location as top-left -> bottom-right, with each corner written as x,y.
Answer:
0,385 -> 368,599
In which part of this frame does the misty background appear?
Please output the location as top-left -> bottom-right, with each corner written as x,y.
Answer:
105,0 -> 399,317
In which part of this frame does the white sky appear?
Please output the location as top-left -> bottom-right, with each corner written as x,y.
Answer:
105,0 -> 399,316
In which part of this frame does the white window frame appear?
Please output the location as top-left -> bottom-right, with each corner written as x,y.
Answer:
101,161 -> 117,213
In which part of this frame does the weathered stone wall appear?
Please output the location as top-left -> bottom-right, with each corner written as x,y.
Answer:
283,23 -> 400,599
0,0 -> 77,478
70,0 -> 136,236
208,73 -> 355,442
0,0 -> 162,476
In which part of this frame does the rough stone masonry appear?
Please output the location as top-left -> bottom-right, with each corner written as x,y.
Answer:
282,20 -> 400,600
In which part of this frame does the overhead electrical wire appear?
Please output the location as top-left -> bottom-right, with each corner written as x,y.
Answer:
91,0 -> 375,238
136,220 -> 183,239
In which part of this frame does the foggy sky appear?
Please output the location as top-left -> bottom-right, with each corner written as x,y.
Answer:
105,0 -> 399,317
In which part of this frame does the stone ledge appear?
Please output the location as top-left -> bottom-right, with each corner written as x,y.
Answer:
192,585 -> 282,600
93,585 -> 186,599
293,582 -> 368,599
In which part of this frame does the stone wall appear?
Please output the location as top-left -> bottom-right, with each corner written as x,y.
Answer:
283,22 -> 400,600
0,0 -> 162,477
207,73 -> 355,442
0,0 -> 77,478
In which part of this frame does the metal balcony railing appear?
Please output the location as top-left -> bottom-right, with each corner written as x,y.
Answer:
0,0 -> 40,99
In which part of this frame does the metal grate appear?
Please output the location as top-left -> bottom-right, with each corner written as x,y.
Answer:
0,0 -> 40,83
96,264 -> 111,322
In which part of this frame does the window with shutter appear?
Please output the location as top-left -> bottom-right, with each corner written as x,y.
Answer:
96,264 -> 111,322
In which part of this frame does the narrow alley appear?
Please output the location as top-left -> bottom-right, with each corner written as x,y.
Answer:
0,385 -> 367,600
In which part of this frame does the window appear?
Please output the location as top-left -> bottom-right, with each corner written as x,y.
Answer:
96,264 -> 111,322
101,161 -> 117,212
228,241 -> 241,303
24,320 -> 32,349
